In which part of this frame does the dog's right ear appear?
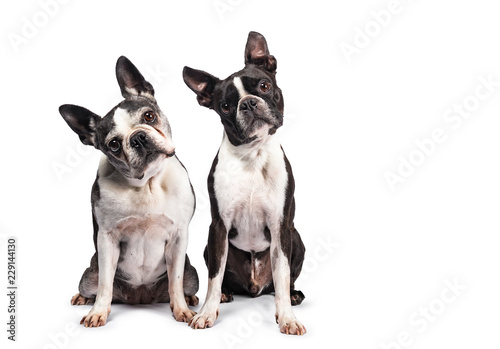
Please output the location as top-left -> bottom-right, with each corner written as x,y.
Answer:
183,66 -> 219,109
59,104 -> 99,147
116,56 -> 155,99
244,31 -> 277,74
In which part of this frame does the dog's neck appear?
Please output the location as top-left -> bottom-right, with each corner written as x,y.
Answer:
99,155 -> 169,188
220,131 -> 281,166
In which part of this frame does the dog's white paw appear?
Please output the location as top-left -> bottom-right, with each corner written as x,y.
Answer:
188,308 -> 219,329
71,293 -> 94,305
80,306 -> 110,328
170,303 -> 197,323
276,315 -> 306,335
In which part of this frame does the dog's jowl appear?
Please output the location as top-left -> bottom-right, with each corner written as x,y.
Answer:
183,31 -> 306,335
60,56 -> 199,327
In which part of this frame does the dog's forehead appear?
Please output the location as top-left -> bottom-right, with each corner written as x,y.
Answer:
219,66 -> 273,98
117,98 -> 158,113
233,65 -> 271,81
111,107 -> 136,135
106,99 -> 157,124
114,98 -> 158,120
96,98 -> 159,140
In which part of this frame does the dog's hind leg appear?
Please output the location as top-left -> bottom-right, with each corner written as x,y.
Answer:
183,254 -> 199,306
289,227 -> 306,306
71,253 -> 98,305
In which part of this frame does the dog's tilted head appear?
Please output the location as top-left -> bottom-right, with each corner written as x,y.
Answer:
59,56 -> 175,181
183,31 -> 284,146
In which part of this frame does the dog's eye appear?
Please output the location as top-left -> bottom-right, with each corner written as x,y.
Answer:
259,81 -> 271,93
143,111 -> 156,123
108,139 -> 121,153
220,102 -> 230,115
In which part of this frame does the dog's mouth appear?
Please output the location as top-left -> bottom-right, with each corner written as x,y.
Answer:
243,115 -> 283,139
145,148 -> 175,161
253,115 -> 282,128
129,149 -> 175,181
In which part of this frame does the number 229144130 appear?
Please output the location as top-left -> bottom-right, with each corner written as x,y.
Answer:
7,238 -> 16,285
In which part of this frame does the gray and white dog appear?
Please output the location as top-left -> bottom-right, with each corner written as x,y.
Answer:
60,56 -> 199,327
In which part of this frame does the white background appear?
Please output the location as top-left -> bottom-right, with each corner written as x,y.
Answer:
1,0 -> 500,348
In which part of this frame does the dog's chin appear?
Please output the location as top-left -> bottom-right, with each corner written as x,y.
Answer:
128,151 -> 173,181
243,119 -> 282,143
129,166 -> 159,181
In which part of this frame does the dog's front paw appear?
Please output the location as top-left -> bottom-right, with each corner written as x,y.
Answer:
71,293 -> 94,305
276,315 -> 306,335
170,304 -> 196,323
80,307 -> 110,328
188,308 -> 219,329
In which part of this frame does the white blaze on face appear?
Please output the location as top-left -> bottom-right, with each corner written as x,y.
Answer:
233,76 -> 248,98
234,76 -> 257,134
112,108 -> 135,143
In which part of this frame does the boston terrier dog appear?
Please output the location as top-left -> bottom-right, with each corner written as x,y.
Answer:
183,32 -> 306,335
60,56 -> 199,327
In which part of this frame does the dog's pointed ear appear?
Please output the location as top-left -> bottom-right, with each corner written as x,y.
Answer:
59,104 -> 100,147
183,66 -> 219,109
244,31 -> 277,73
116,56 -> 155,99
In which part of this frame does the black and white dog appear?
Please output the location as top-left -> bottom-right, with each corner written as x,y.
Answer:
183,32 -> 306,335
60,56 -> 199,327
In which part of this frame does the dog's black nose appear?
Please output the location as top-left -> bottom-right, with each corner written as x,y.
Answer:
130,131 -> 147,148
239,97 -> 258,112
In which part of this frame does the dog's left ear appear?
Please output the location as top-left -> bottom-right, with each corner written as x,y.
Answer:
183,66 -> 220,109
59,104 -> 100,147
244,31 -> 277,74
116,56 -> 155,99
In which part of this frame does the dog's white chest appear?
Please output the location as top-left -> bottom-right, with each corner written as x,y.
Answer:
95,156 -> 194,286
113,214 -> 172,285
214,135 -> 288,252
